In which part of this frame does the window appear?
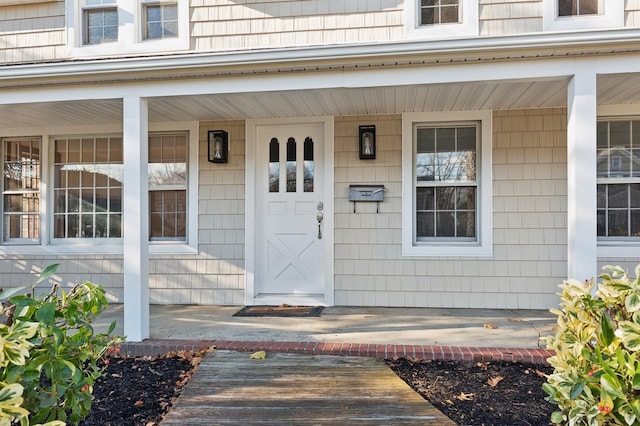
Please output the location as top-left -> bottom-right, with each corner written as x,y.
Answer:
2,138 -> 40,243
558,0 -> 597,16
406,0 -> 478,40
402,111 -> 492,257
142,1 -> 178,40
148,132 -> 187,241
597,120 -> 640,239
83,0 -> 118,45
543,0 -> 622,31
419,0 -> 460,26
53,136 -> 123,239
415,125 -> 477,241
66,0 -> 189,57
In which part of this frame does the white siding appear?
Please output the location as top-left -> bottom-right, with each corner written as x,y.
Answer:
479,0 -> 542,35
626,0 -> 640,27
0,2 -> 65,63
191,0 -> 404,52
333,109 -> 565,310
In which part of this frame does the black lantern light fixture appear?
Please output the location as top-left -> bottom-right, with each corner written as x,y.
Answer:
358,125 -> 376,160
208,130 -> 229,163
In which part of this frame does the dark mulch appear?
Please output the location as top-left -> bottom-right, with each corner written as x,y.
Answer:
75,352 -> 556,426
79,351 -> 203,426
386,358 -> 555,426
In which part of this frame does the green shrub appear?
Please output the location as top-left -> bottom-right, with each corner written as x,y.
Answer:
543,265 -> 640,425
0,264 -> 122,425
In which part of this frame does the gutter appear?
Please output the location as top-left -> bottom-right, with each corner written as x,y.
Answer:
2,28 -> 640,85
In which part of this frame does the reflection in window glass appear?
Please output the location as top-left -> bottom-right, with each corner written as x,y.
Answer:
303,137 -> 314,192
148,133 -> 187,241
53,136 -> 123,238
269,138 -> 280,193
2,138 -> 40,241
415,124 -> 478,241
597,120 -> 640,238
286,137 -> 296,193
84,8 -> 118,45
144,3 -> 178,40
420,0 -> 460,25
558,0 -> 598,16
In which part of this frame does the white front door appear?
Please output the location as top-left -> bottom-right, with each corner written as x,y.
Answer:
253,122 -> 327,304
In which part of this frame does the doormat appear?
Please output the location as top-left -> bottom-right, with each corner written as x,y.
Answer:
233,305 -> 324,317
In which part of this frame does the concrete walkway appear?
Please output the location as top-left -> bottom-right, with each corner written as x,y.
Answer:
95,305 -> 556,363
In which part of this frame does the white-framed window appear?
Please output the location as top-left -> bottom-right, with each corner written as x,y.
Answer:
52,135 -> 123,240
596,120 -> 640,239
0,125 -> 197,254
406,0 -> 478,40
142,1 -> 178,41
148,132 -> 187,241
83,0 -> 118,45
1,138 -> 41,244
66,0 -> 189,57
402,111 -> 492,257
543,0 -> 623,31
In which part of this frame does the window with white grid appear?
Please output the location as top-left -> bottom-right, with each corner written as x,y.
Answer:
148,132 -> 187,241
597,120 -> 640,239
83,0 -> 118,45
53,136 -> 123,239
142,1 -> 178,40
2,138 -> 41,243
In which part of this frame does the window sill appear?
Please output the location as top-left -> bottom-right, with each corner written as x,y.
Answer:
403,243 -> 493,257
597,243 -> 640,258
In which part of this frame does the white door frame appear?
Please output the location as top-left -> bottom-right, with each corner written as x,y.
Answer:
245,116 -> 335,306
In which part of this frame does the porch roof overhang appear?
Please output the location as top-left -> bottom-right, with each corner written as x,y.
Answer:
1,28 -> 640,126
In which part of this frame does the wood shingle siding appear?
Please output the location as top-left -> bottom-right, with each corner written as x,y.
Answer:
0,2 -> 64,63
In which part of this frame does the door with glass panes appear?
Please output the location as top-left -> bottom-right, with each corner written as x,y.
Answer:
255,123 -> 325,299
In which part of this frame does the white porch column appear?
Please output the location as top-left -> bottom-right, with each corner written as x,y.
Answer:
123,96 -> 150,342
567,70 -> 598,282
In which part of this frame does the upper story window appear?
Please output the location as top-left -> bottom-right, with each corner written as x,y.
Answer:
596,120 -> 640,239
406,0 -> 478,40
419,0 -> 459,26
142,1 -> 178,41
543,0 -> 622,31
402,111 -> 492,257
83,0 -> 118,45
558,0 -> 597,16
66,0 -> 189,57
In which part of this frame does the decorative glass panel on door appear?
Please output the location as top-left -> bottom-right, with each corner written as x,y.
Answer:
304,137 -> 314,192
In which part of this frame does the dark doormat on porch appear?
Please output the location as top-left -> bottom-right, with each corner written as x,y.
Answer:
233,305 -> 324,317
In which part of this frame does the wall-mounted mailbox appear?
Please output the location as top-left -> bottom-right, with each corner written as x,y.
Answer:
349,185 -> 385,202
349,185 -> 385,213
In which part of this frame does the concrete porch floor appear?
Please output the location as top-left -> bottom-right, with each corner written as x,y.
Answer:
95,305 -> 557,360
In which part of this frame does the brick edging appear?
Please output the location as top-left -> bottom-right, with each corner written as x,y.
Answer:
119,339 -> 554,364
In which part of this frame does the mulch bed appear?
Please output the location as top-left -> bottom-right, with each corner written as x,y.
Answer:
386,358 -> 555,426
79,351 -> 203,426
73,352 -> 556,425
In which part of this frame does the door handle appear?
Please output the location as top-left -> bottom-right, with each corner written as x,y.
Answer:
316,212 -> 323,239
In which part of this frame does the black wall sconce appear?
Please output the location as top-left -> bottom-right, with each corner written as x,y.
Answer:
208,130 -> 228,163
359,125 -> 376,160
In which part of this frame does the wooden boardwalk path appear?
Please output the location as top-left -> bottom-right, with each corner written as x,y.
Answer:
161,350 -> 455,425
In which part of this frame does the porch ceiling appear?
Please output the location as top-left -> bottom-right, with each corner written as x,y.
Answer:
0,74 -> 637,129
